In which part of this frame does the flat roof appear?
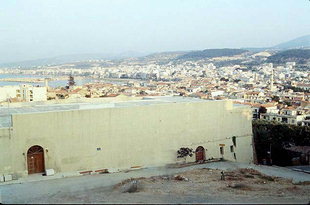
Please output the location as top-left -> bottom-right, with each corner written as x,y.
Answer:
0,96 -> 245,128
0,96 -> 207,127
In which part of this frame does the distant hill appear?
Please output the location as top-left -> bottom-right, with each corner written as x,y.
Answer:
243,35 -> 310,51
267,49 -> 310,64
177,49 -> 248,60
2,35 -> 310,68
140,51 -> 188,62
243,47 -> 271,52
273,35 -> 310,49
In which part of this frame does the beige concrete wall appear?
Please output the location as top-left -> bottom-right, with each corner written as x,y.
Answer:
0,100 -> 253,177
0,128 -> 13,175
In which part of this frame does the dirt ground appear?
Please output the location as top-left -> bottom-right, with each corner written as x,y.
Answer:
40,168 -> 310,204
2,162 -> 310,204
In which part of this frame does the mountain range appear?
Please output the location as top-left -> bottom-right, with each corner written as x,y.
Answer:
0,35 -> 309,68
273,35 -> 310,49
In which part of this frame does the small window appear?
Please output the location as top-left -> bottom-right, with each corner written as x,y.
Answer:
234,153 -> 237,160
230,145 -> 234,152
220,147 -> 224,155
232,136 -> 236,147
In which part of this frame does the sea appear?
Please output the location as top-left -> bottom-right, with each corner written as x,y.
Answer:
0,74 -> 135,88
0,74 -> 95,88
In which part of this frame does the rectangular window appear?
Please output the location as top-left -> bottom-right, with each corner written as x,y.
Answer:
234,153 -> 237,160
220,147 -> 224,155
232,136 -> 236,147
230,145 -> 234,152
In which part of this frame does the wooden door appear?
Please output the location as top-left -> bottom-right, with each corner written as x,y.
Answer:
196,151 -> 204,161
27,146 -> 45,174
195,146 -> 205,162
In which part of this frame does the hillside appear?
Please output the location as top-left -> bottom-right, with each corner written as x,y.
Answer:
274,35 -> 310,49
140,51 -> 187,62
267,49 -> 310,64
177,49 -> 248,60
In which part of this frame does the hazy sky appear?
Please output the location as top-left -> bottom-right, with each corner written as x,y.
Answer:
0,0 -> 309,63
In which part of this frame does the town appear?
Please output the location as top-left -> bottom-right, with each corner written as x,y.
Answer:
1,49 -> 309,126
0,0 -> 310,202
0,48 -> 309,204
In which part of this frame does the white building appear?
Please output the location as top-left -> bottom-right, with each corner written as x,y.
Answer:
0,86 -> 17,102
0,84 -> 47,102
19,84 -> 47,102
260,108 -> 307,125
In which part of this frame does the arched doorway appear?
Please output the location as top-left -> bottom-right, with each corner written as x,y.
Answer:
27,145 -> 45,174
195,146 -> 206,162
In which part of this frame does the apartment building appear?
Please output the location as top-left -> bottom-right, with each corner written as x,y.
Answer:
0,84 -> 47,102
260,107 -> 307,125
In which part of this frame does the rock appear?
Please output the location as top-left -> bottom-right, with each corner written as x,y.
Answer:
244,174 -> 255,178
174,175 -> 189,181
120,180 -> 139,193
227,183 -> 247,189
259,175 -> 275,181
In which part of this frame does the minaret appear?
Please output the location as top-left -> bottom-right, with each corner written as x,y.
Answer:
44,78 -> 49,91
